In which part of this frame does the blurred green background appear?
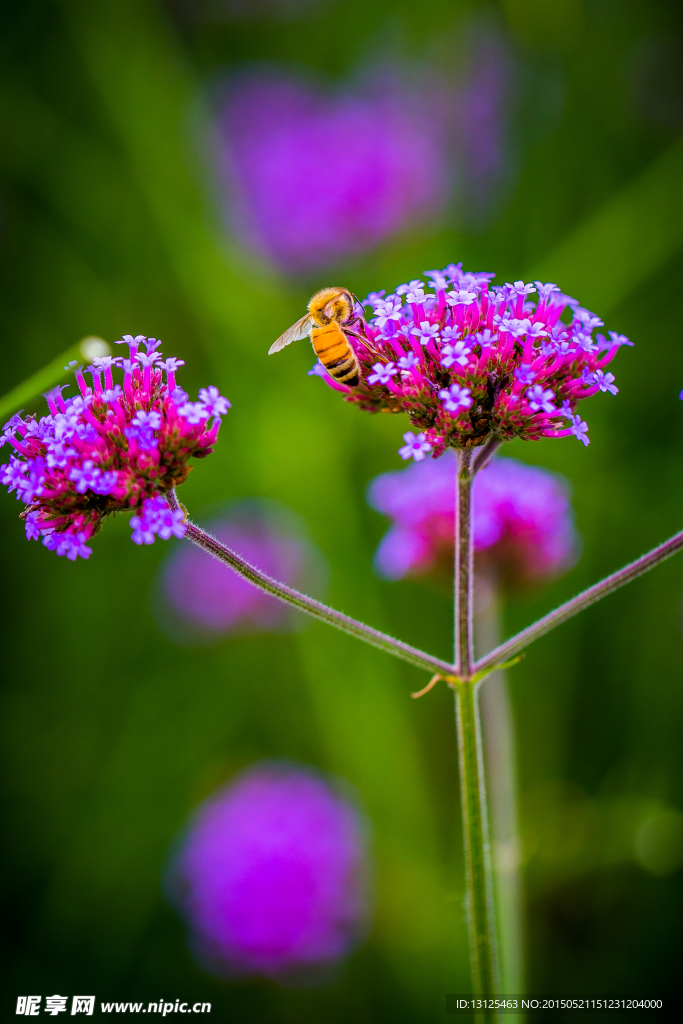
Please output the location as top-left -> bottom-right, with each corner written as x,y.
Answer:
2,0 -> 683,1019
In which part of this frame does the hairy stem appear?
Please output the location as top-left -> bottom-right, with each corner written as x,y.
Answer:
454,453 -> 501,1013
455,680 -> 501,1016
471,434 -> 503,476
455,449 -> 475,675
474,527 -> 683,677
167,490 -> 454,678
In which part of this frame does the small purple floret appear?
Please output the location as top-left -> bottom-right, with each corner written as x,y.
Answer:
439,383 -> 473,415
398,431 -> 432,462
179,402 -> 210,425
514,364 -> 535,385
569,415 -> 590,446
198,386 -> 231,418
367,361 -> 397,386
411,321 -> 440,345
526,385 -> 556,414
397,352 -> 420,371
130,495 -> 186,546
593,370 -> 618,395
441,341 -> 472,368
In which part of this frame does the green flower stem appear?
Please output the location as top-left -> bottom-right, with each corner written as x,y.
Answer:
0,336 -> 111,422
455,449 -> 475,676
167,490 -> 455,678
455,678 -> 501,1018
473,526 -> 683,679
454,452 -> 501,1014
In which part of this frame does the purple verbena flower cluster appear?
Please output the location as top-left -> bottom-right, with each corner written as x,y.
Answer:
167,762 -> 369,980
368,453 -> 578,586
0,336 -> 230,559
309,265 -> 631,459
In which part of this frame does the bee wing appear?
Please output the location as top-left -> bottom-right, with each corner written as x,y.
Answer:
268,314 -> 313,355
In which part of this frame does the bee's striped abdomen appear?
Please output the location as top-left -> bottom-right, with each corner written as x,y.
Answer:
311,324 -> 360,387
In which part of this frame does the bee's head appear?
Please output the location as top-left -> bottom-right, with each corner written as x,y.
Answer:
309,288 -> 354,326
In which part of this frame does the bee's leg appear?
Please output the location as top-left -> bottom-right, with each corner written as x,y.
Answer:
345,325 -> 377,347
347,315 -> 369,335
344,328 -> 379,360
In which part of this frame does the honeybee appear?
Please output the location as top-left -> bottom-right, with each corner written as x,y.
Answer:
268,287 -> 364,387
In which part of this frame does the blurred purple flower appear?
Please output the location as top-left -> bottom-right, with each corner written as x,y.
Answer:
210,29 -> 515,272
156,501 -> 327,642
367,453 -> 578,587
167,761 -> 370,980
213,70 -> 449,273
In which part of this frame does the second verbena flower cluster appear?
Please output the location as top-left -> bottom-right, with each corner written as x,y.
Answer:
309,264 -> 630,459
368,453 -> 578,586
0,335 -> 230,560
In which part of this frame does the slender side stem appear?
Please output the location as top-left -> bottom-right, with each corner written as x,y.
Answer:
166,490 -> 454,678
455,449 -> 475,675
471,435 -> 503,477
0,336 -> 111,421
474,527 -> 683,677
455,679 -> 501,1017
